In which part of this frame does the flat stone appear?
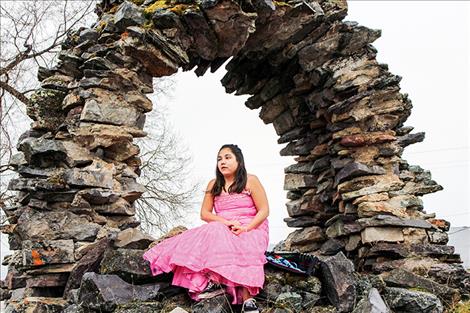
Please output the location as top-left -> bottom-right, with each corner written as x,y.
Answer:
357,201 -> 407,218
335,162 -> 386,186
26,273 -> 69,288
284,173 -> 317,190
117,176 -> 147,202
71,123 -> 144,150
100,248 -> 153,284
16,208 -> 101,242
319,252 -> 356,312
73,188 -> 120,205
22,239 -> 75,267
18,137 -> 67,167
80,98 -> 145,128
104,141 -> 140,162
357,215 -> 432,229
380,268 -> 460,304
114,228 -> 156,249
361,227 -> 404,244
79,272 -> 170,312
384,287 -> 443,313
7,177 -> 68,192
339,174 -> 404,200
92,198 -> 135,215
120,30 -> 179,77
64,160 -> 115,189
326,219 -> 362,238
284,226 -> 325,252
403,227 -> 428,244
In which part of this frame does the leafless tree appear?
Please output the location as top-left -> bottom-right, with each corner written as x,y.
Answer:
0,1 -> 199,237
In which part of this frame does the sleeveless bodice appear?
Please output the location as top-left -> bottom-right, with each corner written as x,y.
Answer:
213,190 -> 268,232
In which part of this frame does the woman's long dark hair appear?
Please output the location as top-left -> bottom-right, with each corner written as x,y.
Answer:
211,144 -> 247,196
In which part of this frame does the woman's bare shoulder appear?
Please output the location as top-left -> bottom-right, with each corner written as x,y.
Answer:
207,178 -> 216,188
247,174 -> 261,188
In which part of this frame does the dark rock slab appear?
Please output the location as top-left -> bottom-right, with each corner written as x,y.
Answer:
335,162 -> 386,186
64,237 -> 109,296
384,287 -> 443,313
100,248 -> 159,284
114,1 -> 145,30
79,272 -> 170,312
25,273 -> 69,288
357,215 -> 432,229
319,252 -> 356,312
380,268 -> 460,304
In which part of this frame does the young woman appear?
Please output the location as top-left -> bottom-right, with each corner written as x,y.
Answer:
143,144 -> 269,313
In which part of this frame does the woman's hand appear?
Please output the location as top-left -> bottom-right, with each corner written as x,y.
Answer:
230,225 -> 248,235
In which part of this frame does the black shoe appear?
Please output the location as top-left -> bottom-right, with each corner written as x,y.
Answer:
196,281 -> 225,300
242,298 -> 259,313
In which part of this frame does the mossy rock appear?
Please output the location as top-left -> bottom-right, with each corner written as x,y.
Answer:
448,301 -> 470,313
115,301 -> 163,313
27,88 -> 67,130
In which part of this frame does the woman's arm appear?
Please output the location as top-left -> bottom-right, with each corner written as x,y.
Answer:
200,179 -> 239,226
232,174 -> 269,234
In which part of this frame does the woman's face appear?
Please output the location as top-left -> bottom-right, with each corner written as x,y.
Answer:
217,147 -> 239,177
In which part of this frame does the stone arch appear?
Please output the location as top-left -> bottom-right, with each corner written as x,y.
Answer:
1,0 -> 468,311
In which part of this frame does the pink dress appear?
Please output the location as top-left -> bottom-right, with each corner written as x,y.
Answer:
142,189 -> 269,304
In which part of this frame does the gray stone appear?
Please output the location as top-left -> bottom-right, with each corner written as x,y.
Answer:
93,198 -> 135,215
352,288 -> 390,313
114,228 -> 155,249
100,248 -> 152,284
284,226 -> 325,251
16,208 -> 101,242
380,268 -> 460,304
80,98 -> 145,128
79,272 -> 169,312
384,287 -> 443,313
357,215 -> 432,229
114,2 -> 145,30
18,137 -> 67,167
320,252 -> 356,312
276,292 -> 303,311
335,162 -> 386,186
64,160 -> 115,189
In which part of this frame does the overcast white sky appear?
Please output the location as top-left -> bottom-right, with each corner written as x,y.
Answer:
1,1 -> 469,280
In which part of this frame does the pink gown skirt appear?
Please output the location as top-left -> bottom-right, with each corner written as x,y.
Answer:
142,190 -> 269,304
